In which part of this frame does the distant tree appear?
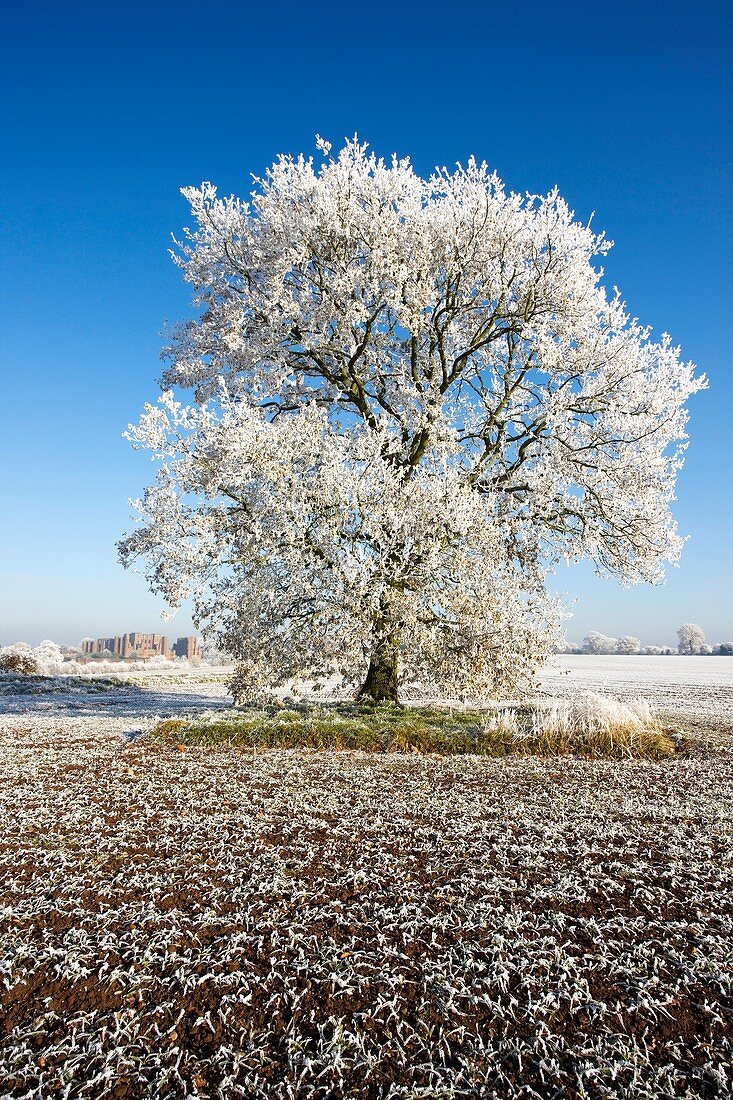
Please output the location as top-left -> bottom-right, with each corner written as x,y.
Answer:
0,640 -> 69,676
583,632 -> 618,655
713,642 -> 733,656
615,635 -> 641,654
641,645 -> 664,655
120,138 -> 705,702
677,623 -> 706,655
699,644 -> 713,655
33,640 -> 65,674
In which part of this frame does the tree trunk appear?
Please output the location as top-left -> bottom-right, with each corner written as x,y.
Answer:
358,633 -> 399,703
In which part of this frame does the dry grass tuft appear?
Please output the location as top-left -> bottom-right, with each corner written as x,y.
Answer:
502,691 -> 679,759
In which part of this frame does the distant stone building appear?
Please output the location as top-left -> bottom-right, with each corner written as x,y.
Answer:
81,633 -> 184,660
81,637 -> 117,656
172,636 -> 203,660
81,637 -> 113,656
122,633 -> 172,660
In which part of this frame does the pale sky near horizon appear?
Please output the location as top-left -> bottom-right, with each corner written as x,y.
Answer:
1,0 -> 731,649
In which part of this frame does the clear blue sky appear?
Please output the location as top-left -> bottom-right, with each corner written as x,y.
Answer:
1,0 -> 731,648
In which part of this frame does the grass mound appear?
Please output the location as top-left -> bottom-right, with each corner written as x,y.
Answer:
152,692 -> 681,759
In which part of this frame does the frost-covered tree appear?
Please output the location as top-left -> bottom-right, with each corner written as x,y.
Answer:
615,635 -> 641,655
582,632 -> 618,655
33,640 -> 65,674
120,138 -> 704,702
677,623 -> 706,655
0,640 -> 65,676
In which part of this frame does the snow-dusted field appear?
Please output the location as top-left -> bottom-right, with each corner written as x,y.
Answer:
2,720 -> 731,1098
3,655 -> 731,733
1,661 -> 732,1097
0,667 -> 233,725
540,655 -> 733,733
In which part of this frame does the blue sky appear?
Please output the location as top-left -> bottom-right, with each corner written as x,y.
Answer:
1,0 -> 731,648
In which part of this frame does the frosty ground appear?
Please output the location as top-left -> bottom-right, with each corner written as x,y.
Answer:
540,656 -> 733,737
1,658 -> 731,1098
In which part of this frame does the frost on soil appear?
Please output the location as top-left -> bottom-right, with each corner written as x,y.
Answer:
0,661 -> 731,1098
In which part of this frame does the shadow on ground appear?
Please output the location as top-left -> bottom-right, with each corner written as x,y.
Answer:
0,683 -> 231,720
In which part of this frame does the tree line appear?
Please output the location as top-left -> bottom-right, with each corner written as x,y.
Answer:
565,625 -> 732,656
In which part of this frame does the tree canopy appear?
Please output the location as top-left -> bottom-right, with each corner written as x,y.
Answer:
120,138 -> 704,701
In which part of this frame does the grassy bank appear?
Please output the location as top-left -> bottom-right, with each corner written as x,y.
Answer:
152,694 -> 682,759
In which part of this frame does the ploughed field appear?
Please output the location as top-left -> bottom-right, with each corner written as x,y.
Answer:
1,660 -> 732,1098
